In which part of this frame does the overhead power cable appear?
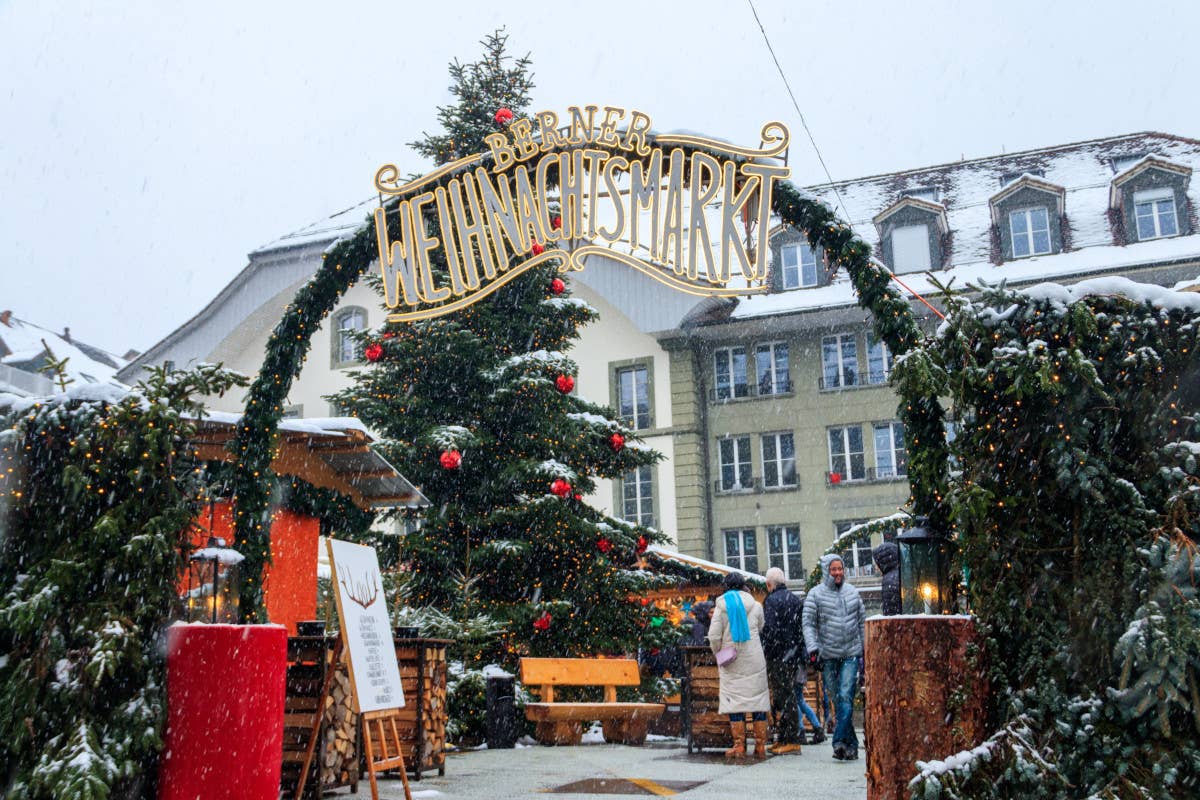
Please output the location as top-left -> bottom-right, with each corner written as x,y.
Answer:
744,0 -> 850,221
745,0 -> 946,321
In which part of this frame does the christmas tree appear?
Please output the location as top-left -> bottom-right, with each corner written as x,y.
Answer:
332,30 -> 676,666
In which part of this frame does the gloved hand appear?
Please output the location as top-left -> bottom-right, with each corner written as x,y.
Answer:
808,650 -> 820,668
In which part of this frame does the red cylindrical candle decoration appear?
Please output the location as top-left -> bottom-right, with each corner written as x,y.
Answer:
158,623 -> 287,800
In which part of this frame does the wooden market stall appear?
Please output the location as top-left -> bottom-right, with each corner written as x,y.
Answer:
187,412 -> 428,634
184,412 -> 432,798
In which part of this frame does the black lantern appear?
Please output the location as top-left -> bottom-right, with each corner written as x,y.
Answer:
897,517 -> 951,615
186,536 -> 243,623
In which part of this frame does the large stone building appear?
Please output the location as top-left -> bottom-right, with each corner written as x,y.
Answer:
119,131 -> 1200,591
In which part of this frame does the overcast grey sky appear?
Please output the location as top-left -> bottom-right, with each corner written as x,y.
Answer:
4,0 -> 1199,356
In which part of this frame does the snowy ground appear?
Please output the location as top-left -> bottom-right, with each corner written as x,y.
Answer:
353,733 -> 868,799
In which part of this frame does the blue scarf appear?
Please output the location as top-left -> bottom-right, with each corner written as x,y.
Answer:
724,590 -> 750,643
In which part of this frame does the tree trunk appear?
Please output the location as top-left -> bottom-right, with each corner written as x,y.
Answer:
865,616 -> 988,800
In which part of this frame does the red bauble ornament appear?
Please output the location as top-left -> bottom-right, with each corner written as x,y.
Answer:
597,537 -> 613,553
555,374 -> 575,394
382,332 -> 395,339
609,433 -> 625,452
573,493 -> 583,501
532,611 -> 552,631
364,342 -> 384,362
829,472 -> 842,485
551,215 -> 562,230
439,450 -> 462,470
531,241 -> 545,256
550,478 -> 572,497
636,535 -> 648,554
640,597 -> 651,607
494,107 -> 514,126
550,277 -> 565,295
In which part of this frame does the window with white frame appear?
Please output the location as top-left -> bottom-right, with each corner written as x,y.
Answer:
621,466 -> 654,527
761,432 -> 796,488
867,335 -> 893,385
333,307 -> 367,365
780,242 -> 819,289
724,528 -> 758,572
821,333 -> 859,389
714,347 -> 749,400
1009,207 -> 1052,258
835,520 -> 874,578
828,425 -> 866,482
890,224 -> 932,273
719,436 -> 753,491
1133,188 -> 1179,240
873,421 -> 907,479
767,525 -> 803,580
616,365 -> 651,429
755,341 -> 790,395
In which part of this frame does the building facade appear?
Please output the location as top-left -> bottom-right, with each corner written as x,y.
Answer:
661,131 -> 1200,590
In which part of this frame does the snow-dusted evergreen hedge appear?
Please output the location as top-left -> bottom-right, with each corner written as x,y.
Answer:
0,365 -> 244,799
901,278 -> 1200,798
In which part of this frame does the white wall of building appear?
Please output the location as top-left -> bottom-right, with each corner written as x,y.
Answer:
570,279 -> 678,545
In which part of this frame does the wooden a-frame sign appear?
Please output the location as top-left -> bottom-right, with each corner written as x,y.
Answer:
297,538 -> 412,800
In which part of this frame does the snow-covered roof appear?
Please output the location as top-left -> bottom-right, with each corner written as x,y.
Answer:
192,409 -> 373,439
644,543 -> 766,583
252,197 -> 377,255
734,232 -> 1200,320
0,314 -> 128,388
732,132 -> 1200,321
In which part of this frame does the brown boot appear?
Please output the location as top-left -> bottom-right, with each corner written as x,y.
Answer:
752,720 -> 769,760
724,720 -> 746,759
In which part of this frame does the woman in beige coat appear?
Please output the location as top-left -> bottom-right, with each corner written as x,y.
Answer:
708,571 -> 771,759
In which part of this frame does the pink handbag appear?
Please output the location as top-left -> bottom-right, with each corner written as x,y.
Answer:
715,645 -> 738,666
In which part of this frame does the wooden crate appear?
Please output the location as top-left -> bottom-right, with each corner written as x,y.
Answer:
680,646 -> 730,753
391,637 -> 451,779
280,635 -> 359,799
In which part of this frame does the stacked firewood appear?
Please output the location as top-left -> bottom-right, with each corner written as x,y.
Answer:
320,660 -> 358,787
392,640 -> 450,776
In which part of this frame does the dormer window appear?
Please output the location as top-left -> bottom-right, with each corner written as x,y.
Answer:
1111,154 -> 1148,174
1009,207 -> 1052,257
1110,156 -> 1192,243
1000,169 -> 1044,187
891,224 -> 932,272
1133,188 -> 1179,240
901,186 -> 938,203
873,197 -> 948,275
780,241 -> 818,288
989,176 -> 1066,262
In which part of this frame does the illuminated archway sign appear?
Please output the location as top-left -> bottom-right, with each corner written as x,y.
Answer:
371,105 -> 792,322
231,102 -> 945,624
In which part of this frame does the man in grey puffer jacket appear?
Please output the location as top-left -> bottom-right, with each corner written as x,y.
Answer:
802,553 -> 865,761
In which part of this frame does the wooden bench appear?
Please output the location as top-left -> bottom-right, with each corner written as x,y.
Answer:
519,657 -> 665,746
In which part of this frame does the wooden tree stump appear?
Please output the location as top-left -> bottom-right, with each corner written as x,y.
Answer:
865,616 -> 988,800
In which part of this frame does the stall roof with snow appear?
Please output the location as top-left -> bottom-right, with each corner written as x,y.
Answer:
190,411 -> 429,511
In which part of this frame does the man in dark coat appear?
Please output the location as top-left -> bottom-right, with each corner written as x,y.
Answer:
688,601 -> 713,645
761,567 -> 805,753
872,541 -> 901,616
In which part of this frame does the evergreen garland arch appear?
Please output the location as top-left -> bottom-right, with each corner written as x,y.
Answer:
230,171 -> 945,620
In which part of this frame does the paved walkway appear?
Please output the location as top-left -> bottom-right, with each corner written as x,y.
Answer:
358,736 -> 867,799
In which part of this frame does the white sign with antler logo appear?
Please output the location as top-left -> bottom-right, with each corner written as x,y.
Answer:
326,538 -> 405,713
